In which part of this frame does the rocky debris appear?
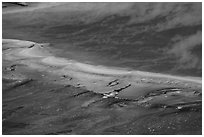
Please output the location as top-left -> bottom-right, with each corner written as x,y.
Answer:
107,79 -> 119,87
114,83 -> 131,92
6,64 -> 17,71
137,87 -> 202,112
145,88 -> 182,97
61,75 -> 72,80
28,44 -> 35,48
34,43 -> 50,48
76,83 -> 85,88
171,101 -> 202,110
193,90 -> 202,96
103,91 -> 118,98
103,83 -> 131,98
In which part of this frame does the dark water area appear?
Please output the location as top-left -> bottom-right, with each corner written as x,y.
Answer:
2,3 -> 202,77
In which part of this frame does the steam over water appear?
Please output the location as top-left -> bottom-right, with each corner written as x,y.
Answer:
3,2 -> 202,77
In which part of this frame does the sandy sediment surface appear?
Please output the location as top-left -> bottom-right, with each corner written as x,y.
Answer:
2,39 -> 202,134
